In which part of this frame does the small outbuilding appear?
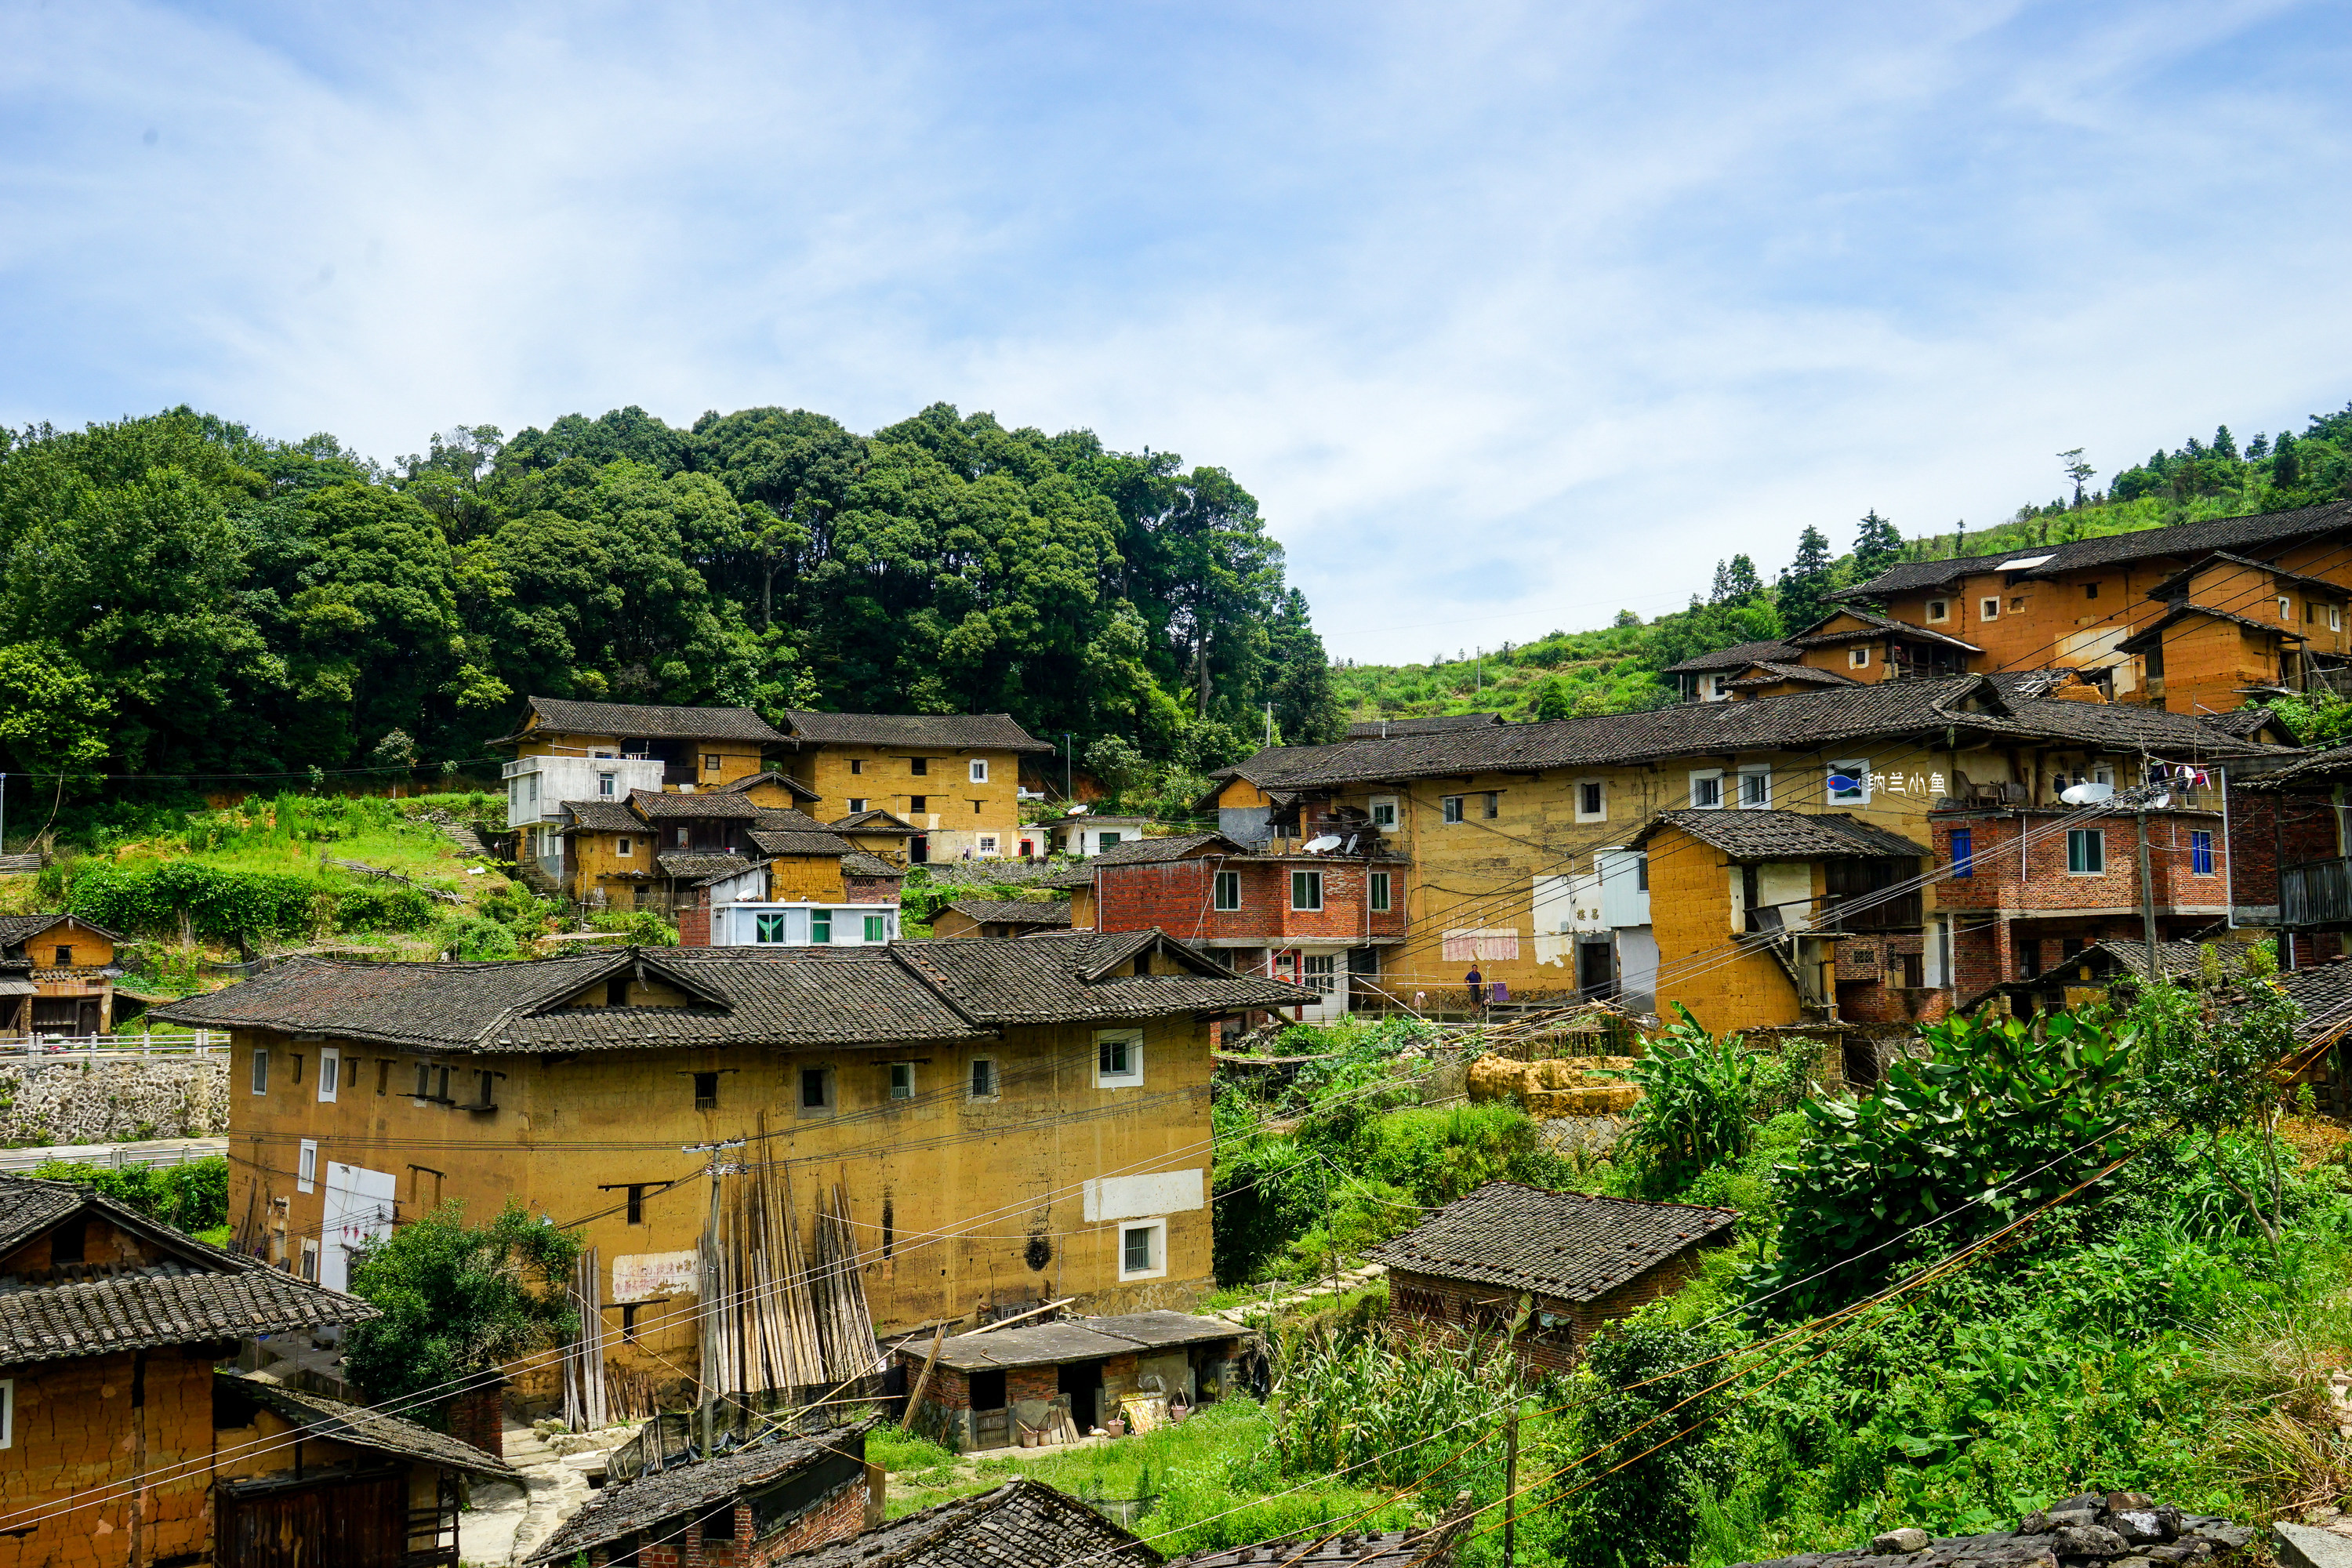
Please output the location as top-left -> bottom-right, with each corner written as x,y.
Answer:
785,1478 -> 1160,1568
899,1310 -> 1244,1450
1050,816 -> 1156,858
1369,1181 -> 1739,1373
928,899 -> 1075,941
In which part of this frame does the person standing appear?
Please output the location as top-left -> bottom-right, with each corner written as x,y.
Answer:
1464,963 -> 1484,1011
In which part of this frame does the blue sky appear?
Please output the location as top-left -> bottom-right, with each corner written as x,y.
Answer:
6,2 -> 2351,664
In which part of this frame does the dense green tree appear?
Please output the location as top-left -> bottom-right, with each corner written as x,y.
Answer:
1266,588 -> 1342,745
1709,554 -> 1763,605
1852,508 -> 1903,583
1775,525 -> 1835,632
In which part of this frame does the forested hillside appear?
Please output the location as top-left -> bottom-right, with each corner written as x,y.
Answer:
1338,401 -> 2352,723
0,404 -> 1342,800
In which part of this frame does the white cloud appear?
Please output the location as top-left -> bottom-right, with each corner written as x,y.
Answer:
4,0 -> 2350,662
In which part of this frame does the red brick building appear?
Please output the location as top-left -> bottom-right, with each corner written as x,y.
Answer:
525,1419 -> 880,1568
1368,1183 -> 1737,1374
1077,833 -> 1408,1019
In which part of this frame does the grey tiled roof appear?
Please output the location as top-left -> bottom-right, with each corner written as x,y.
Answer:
781,712 -> 1054,753
776,1478 -> 1160,1568
1367,1181 -> 1738,1301
1722,662 -> 1859,691
1217,675 -> 2288,792
2278,960 -> 2352,1042
942,900 -> 1073,928
1087,833 -> 1238,866
631,789 -> 766,820
228,1373 -> 518,1479
503,697 -> 790,745
842,852 -> 907,880
2147,550 -> 2352,603
1345,713 -> 1506,739
2234,739 -> 2352,786
0,1176 -> 372,1366
1834,499 -> 2352,601
2200,705 -> 2288,741
1632,809 -> 1930,861
526,1421 -> 874,1565
829,809 -> 918,833
1788,607 -> 1981,654
154,935 -> 1313,1054
924,1311 -> 1236,1373
561,800 -> 645,833
1173,1521 -> 1470,1568
1657,638 -> 1803,676
660,853 -> 764,886
750,828 -> 860,858
714,770 -> 821,799
0,913 -> 120,950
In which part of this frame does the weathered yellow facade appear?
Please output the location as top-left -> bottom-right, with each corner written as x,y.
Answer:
782,745 -> 1026,855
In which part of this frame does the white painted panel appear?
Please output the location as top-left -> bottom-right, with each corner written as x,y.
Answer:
321,1162 -> 397,1294
1757,862 -> 1815,931
1083,1169 -> 1205,1222
1596,850 -> 1650,927
613,1251 -> 700,1301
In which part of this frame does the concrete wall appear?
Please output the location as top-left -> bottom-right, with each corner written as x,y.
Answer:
0,1055 -> 230,1145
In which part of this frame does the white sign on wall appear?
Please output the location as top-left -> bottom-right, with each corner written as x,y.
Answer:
612,1251 -> 700,1302
1083,1170 -> 1205,1222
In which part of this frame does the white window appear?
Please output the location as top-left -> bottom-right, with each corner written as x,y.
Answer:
969,758 -> 989,784
527,773 -> 539,804
1926,599 -> 1949,623
1980,597 -> 2001,620
0,1378 -> 11,1450
1117,1218 -> 1167,1281
977,834 -> 999,856
617,836 -> 633,858
967,1056 -> 998,1101
298,1139 -> 318,1193
1214,871 -> 1241,911
1737,767 -> 1772,808
2281,596 -> 2294,622
846,797 -> 868,813
1688,770 -> 1724,809
1708,674 -> 1729,698
317,1047 -> 339,1103
862,913 -> 887,942
1574,779 -> 1606,823
2332,604 -> 2344,633
1304,953 -> 1338,993
1828,760 -> 1871,806
1368,796 -> 1398,829
888,1062 -> 916,1100
2092,764 -> 2115,787
1291,870 -> 1323,911
250,1048 -> 270,1095
598,771 -> 616,797
1094,1028 -> 1144,1088
1442,795 -> 1465,824
299,1238 -> 320,1281
1849,646 -> 1871,669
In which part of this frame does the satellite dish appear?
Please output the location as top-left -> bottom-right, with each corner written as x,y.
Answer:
2147,793 -> 2171,810
1065,805 -> 1087,816
1301,835 -> 1341,853
2058,782 -> 2114,805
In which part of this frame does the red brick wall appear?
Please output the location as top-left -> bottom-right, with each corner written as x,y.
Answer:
2227,786 -> 2340,913
1933,810 -> 2225,916
445,1384 -> 503,1459
1094,858 -> 1406,946
1008,1365 -> 1060,1405
752,1477 -> 872,1563
844,877 -> 901,905
677,900 -> 711,946
1831,935 -> 1952,1025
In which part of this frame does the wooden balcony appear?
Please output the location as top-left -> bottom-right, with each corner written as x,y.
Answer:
2282,856 -> 2352,927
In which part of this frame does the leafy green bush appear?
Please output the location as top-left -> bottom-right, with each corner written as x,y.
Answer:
30,1156 -> 229,1232
1554,1321 -> 1741,1568
329,883 -> 437,932
446,916 -> 521,960
1609,1006 -> 1766,1196
586,909 -> 680,946
67,859 -> 324,941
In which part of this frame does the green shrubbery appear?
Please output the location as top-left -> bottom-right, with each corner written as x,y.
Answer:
53,856 -> 439,942
31,1155 -> 229,1235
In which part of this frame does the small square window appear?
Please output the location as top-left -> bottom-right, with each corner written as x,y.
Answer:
2067,829 -> 2105,875
863,914 -> 887,942
1442,795 -> 1465,824
250,1049 -> 270,1095
2084,583 -> 2100,600
1370,872 -> 1391,913
1925,599 -> 1949,623
704,753 -> 722,772
1095,1029 -> 1143,1087
52,946 -> 71,967
1577,780 -> 1604,820
909,757 -> 929,776
968,1057 -> 997,1100
1738,768 -> 1771,808
1483,792 -> 1499,818
1369,796 -> 1398,829
849,757 -> 864,774
2190,829 -> 2215,875
969,759 -> 989,783
617,836 -> 633,858
1828,761 -> 1869,805
1849,647 -> 1871,669
800,1066 -> 833,1111
1214,871 -> 1240,911
674,827 -> 688,846
1291,870 -> 1324,911
908,796 -> 927,814
847,797 -> 868,813
2009,595 -> 2025,612
1980,597 -> 2001,620
598,771 -> 616,797
1689,771 -> 1723,809
889,1062 -> 916,1100
695,1072 -> 719,1111
977,833 -> 998,854
1117,1218 -> 1167,1280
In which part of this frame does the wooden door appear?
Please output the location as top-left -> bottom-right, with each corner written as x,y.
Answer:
218,1471 -> 408,1568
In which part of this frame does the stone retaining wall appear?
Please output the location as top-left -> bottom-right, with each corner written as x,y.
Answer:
0,1055 -> 230,1145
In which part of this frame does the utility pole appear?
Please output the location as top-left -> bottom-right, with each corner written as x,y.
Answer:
1062,734 -> 1073,802
1265,702 -> 1272,746
2136,811 -> 2159,979
1502,1399 -> 1520,1568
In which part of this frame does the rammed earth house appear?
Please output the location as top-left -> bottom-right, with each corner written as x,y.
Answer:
154,936 -> 1312,1415
776,712 -> 1053,863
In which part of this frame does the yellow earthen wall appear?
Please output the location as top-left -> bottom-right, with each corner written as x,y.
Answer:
782,746 -> 1025,836
0,1349 -> 214,1568
2152,621 -> 2285,716
768,855 -> 850,902
568,829 -> 658,904
1642,826 -> 1810,1033
226,1011 -> 1214,1402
